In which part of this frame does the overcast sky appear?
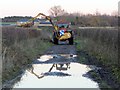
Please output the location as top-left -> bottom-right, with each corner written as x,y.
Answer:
0,0 -> 119,18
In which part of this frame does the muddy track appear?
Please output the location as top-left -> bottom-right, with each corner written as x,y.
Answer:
3,44 -> 100,88
46,45 -> 76,55
3,43 -> 119,89
33,45 -> 77,64
3,44 -> 79,88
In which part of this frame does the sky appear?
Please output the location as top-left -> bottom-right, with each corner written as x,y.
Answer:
0,0 -> 119,18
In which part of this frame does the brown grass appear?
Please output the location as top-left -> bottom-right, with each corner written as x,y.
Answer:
2,26 -> 53,83
75,27 -> 119,82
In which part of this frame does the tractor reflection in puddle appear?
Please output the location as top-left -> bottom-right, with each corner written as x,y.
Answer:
29,54 -> 77,79
56,63 -> 70,70
30,62 -> 71,79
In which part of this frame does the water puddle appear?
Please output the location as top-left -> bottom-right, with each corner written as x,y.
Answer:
12,54 -> 100,88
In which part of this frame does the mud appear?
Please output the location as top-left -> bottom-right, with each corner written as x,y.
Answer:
77,50 -> 120,89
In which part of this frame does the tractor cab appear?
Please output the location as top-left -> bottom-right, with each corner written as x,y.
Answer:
52,21 -> 74,45
55,63 -> 70,71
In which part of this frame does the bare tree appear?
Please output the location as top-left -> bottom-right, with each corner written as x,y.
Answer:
95,9 -> 101,16
49,5 -> 65,17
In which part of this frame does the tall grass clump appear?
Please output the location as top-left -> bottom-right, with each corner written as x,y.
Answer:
2,26 -> 53,83
76,27 -> 119,82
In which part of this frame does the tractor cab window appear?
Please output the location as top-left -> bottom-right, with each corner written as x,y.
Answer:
58,24 -> 69,29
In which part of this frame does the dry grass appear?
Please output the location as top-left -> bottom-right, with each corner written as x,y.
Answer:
2,26 -> 53,83
75,27 -> 119,82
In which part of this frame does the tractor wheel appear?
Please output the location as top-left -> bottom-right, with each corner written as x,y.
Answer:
53,33 -> 58,44
53,37 -> 58,44
69,37 -> 73,45
52,32 -> 58,44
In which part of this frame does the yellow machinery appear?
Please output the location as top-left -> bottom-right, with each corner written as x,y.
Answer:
17,13 -> 74,44
17,13 -> 58,29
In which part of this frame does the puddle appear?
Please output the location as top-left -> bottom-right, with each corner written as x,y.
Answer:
10,54 -> 100,88
33,54 -> 77,64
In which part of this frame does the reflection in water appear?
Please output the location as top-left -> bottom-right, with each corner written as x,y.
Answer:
13,63 -> 99,88
43,72 -> 71,76
13,54 -> 100,89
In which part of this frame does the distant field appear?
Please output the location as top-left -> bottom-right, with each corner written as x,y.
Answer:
0,22 -> 16,26
78,26 -> 118,30
0,22 -> 53,27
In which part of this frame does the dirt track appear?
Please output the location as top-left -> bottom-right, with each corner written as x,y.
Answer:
33,45 -> 77,64
3,43 -> 119,89
33,44 -> 77,71
46,45 -> 76,54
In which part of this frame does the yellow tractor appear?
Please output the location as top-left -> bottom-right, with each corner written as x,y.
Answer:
52,21 -> 74,45
17,13 -> 74,45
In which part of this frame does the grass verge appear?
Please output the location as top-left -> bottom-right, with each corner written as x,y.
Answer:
75,27 -> 119,88
2,26 -> 53,84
